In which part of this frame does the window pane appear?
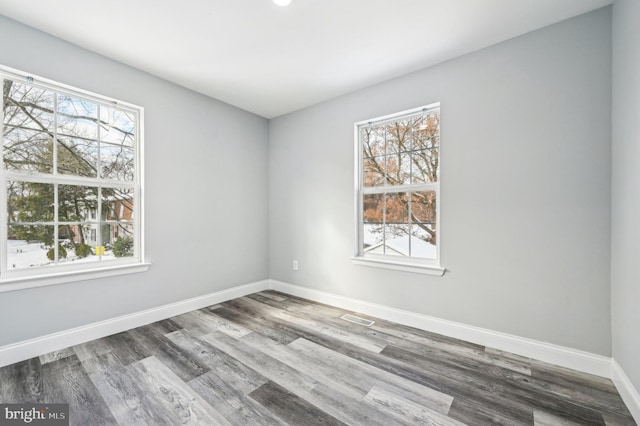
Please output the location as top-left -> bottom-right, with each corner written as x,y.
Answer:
385,154 -> 411,185
410,191 -> 436,224
384,224 -> 410,256
58,185 -> 98,222
57,224 -> 100,265
100,144 -> 134,181
386,120 -> 411,155
363,223 -> 383,252
410,191 -> 437,259
79,224 -> 99,247
102,188 -> 134,221
411,148 -> 438,183
7,181 -> 54,223
363,156 -> 385,187
412,111 -> 439,183
7,225 -> 55,269
362,126 -> 385,158
414,111 -> 440,150
57,138 -> 98,177
410,224 -> 437,259
58,223 -> 95,246
3,81 -> 54,131
385,192 -> 409,224
57,94 -> 98,139
100,106 -> 135,147
3,127 -> 53,173
363,193 -> 383,223
102,223 -> 135,258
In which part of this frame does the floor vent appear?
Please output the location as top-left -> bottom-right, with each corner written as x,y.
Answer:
340,314 -> 375,327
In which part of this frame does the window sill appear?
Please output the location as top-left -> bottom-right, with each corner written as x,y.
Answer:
0,262 -> 151,293
351,256 -> 445,276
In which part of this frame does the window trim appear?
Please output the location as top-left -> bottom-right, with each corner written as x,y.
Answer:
0,64 -> 146,289
0,262 -> 151,294
350,256 -> 445,276
353,103 -> 444,274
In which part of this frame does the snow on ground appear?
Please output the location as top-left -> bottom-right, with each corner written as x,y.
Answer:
7,239 -> 115,270
363,225 -> 436,259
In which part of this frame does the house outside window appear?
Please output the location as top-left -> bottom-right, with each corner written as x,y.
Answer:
353,103 -> 444,276
0,65 -> 146,288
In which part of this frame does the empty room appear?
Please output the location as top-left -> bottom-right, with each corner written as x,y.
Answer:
0,0 -> 639,424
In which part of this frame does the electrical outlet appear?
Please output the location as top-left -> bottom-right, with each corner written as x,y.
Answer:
293,260 -> 299,271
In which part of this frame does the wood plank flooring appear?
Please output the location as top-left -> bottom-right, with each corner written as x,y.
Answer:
0,290 -> 636,425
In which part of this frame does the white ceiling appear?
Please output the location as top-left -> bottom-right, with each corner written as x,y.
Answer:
0,0 -> 612,118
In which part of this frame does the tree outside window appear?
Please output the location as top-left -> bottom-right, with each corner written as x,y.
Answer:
2,72 -> 141,276
357,105 -> 440,261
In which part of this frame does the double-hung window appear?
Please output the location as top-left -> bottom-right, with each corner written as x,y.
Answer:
0,66 -> 146,289
353,103 -> 443,275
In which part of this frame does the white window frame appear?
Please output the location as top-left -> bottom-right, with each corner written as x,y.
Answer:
0,65 -> 148,292
352,103 -> 445,276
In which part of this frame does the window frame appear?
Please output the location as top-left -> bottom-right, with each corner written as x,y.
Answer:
352,103 -> 445,276
0,65 -> 148,291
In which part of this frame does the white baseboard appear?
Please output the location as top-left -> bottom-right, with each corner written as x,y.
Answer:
1,277 -> 637,422
0,277 -> 623,387
269,279 -> 612,378
611,359 -> 640,423
0,279 -> 270,368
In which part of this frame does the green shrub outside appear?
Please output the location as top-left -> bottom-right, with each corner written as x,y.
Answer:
46,244 -> 67,261
113,237 -> 134,257
75,243 -> 93,258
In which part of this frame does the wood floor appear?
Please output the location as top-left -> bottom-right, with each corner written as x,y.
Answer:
0,290 -> 636,425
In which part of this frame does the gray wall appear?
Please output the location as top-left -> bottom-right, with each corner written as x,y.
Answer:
0,8 -> 618,360
611,0 -> 640,391
0,16 -> 270,346
269,8 -> 612,355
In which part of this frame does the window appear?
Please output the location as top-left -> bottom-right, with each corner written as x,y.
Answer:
353,103 -> 443,275
1,66 -> 146,288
